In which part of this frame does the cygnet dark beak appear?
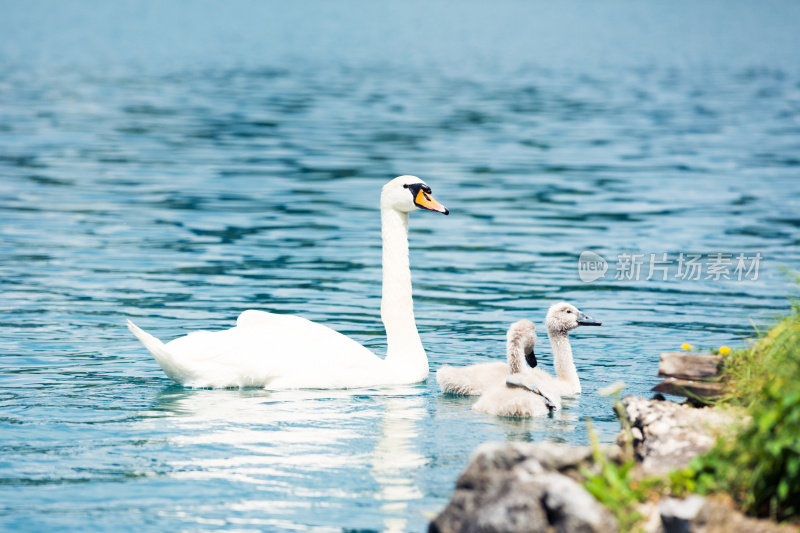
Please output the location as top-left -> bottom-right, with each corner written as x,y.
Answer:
525,349 -> 538,368
577,311 -> 602,326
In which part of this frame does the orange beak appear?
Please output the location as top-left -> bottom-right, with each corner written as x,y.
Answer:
414,189 -> 449,215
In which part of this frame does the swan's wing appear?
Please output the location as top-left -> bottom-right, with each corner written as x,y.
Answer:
163,310 -> 381,388
506,374 -> 559,411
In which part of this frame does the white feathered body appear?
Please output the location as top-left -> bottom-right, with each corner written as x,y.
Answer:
127,176 -> 447,390
472,380 -> 558,417
128,310 -> 427,389
520,366 -> 579,397
436,362 -> 508,396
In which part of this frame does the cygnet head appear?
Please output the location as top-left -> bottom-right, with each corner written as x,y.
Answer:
380,175 -> 449,215
546,302 -> 602,333
507,319 -> 537,373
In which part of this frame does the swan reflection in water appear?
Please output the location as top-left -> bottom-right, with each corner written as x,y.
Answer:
435,391 -> 580,443
495,397 -> 581,443
143,385 -> 427,532
369,394 -> 427,533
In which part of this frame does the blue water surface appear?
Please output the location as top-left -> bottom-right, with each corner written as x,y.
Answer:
1,1 -> 800,531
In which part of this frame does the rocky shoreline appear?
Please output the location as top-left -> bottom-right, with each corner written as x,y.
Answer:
430,396 -> 794,533
617,396 -> 735,476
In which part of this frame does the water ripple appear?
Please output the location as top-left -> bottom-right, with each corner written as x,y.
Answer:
2,1 -> 800,531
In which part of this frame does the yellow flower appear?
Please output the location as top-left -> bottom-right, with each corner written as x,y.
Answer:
681,343 -> 693,351
718,346 -> 731,356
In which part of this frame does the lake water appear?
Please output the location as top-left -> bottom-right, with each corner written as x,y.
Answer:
2,1 -> 800,531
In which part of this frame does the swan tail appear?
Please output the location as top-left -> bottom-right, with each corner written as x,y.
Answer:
437,365 -> 481,396
126,320 -> 189,385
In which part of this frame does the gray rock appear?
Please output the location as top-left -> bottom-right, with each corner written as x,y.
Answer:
660,495 -> 706,533
540,472 -> 619,533
658,495 -> 796,533
618,396 -> 737,475
429,442 -> 618,533
517,442 -> 594,472
433,397 -> 788,533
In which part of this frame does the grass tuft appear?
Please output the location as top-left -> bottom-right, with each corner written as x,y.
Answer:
688,300 -> 800,521
583,296 -> 800,525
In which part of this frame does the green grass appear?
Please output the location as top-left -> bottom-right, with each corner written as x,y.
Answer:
583,298 -> 800,525
718,302 -> 800,408
687,300 -> 800,521
581,421 -> 660,532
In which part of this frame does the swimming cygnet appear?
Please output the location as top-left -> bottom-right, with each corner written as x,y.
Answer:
521,301 -> 602,396
472,302 -> 601,417
472,319 -> 559,417
436,319 -> 539,396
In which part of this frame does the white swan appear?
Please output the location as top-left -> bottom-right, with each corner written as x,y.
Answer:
436,321 -> 540,396
127,175 -> 449,389
514,302 -> 602,397
472,319 -> 558,417
472,303 -> 601,417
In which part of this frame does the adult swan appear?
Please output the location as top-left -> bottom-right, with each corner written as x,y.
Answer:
128,176 -> 449,389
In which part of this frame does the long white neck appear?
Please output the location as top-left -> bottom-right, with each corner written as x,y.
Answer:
548,328 -> 580,393
506,340 -> 524,375
380,207 -> 427,379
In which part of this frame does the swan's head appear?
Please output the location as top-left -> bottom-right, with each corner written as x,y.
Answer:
381,175 -> 449,215
546,302 -> 602,333
507,319 -> 537,369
